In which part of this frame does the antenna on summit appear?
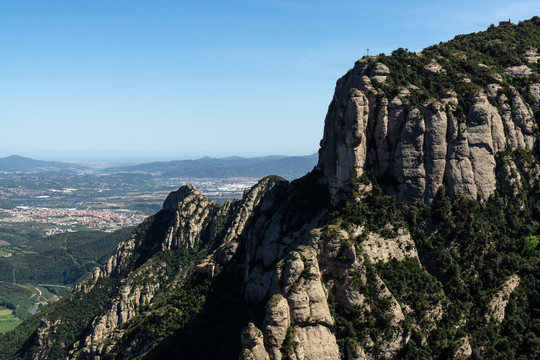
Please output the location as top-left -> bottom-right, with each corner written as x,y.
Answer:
367,48 -> 370,57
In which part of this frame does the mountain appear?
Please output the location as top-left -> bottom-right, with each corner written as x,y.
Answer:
103,154 -> 318,180
0,154 -> 318,180
1,17 -> 540,360
318,21 -> 539,204
0,155 -> 80,172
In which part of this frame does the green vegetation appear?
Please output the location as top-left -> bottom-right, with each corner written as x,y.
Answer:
360,16 -> 540,112
0,275 -> 120,360
0,282 -> 60,331
0,228 -> 130,329
525,235 -> 539,255
329,161 -> 540,358
0,196 -> 222,359
107,275 -> 212,358
280,326 -> 299,359
0,227 -> 132,285
329,260 -> 402,358
377,258 -> 445,327
0,282 -> 35,318
0,222 -> 46,246
0,308 -> 22,334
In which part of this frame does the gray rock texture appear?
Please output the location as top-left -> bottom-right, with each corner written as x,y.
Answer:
259,247 -> 340,360
485,274 -> 521,324
318,59 -> 539,204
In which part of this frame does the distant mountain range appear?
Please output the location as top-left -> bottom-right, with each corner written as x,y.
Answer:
103,154 -> 318,179
0,154 -> 318,179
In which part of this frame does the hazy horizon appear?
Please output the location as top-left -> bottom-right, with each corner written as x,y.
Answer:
0,151 -> 318,163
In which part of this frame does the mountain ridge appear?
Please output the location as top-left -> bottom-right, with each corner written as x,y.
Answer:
0,154 -> 317,180
1,17 -> 539,360
0,155 -> 80,172
103,154 -> 318,180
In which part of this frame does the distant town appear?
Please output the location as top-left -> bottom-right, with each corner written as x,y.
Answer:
0,207 -> 146,232
0,153 -> 315,237
0,177 -> 258,234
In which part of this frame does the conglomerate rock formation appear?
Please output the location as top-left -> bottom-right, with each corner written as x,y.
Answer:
2,16 -> 540,360
318,56 -> 538,204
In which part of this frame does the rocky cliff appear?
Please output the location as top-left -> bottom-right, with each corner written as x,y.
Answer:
318,21 -> 539,204
1,16 -> 540,360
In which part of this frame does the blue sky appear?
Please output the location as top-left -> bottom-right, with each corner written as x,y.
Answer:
0,0 -> 538,161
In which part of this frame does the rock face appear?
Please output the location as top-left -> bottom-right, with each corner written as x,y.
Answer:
318,58 -> 538,204
161,184 -> 219,250
361,229 -> 418,264
28,178 -> 287,360
260,247 -> 339,360
485,274 -> 520,324
240,323 -> 270,360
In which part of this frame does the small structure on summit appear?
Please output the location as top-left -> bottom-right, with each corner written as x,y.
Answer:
499,19 -> 512,26
195,259 -> 221,278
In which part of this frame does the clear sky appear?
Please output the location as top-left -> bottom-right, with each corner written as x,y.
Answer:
1,0 -> 538,161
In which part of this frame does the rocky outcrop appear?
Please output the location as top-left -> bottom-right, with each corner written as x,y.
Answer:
361,229 -> 418,263
257,247 -> 340,360
504,65 -> 533,78
214,176 -> 281,263
318,56 -> 538,204
30,179 -> 289,360
243,174 -> 330,303
424,59 -> 445,75
305,226 -> 412,359
75,275 -> 161,358
15,18 -> 540,360
451,336 -> 473,359
162,184 -> 219,250
485,274 -> 520,324
370,63 -> 390,83
240,323 -> 270,360
347,341 -> 368,360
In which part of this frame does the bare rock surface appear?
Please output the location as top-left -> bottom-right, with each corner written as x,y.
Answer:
485,274 -> 520,324
162,185 -> 217,249
370,62 -> 390,83
424,59 -> 445,75
504,65 -> 533,77
451,336 -> 473,359
361,230 -> 418,263
257,247 -> 340,360
240,323 -> 270,360
318,59 -> 538,204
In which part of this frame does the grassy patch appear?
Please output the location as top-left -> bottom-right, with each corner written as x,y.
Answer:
0,308 -> 22,334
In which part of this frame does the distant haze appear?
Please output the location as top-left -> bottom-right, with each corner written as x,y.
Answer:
0,154 -> 318,180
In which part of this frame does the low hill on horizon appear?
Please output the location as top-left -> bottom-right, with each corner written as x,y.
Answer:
103,153 -> 318,180
0,155 -> 80,172
0,154 -> 317,180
